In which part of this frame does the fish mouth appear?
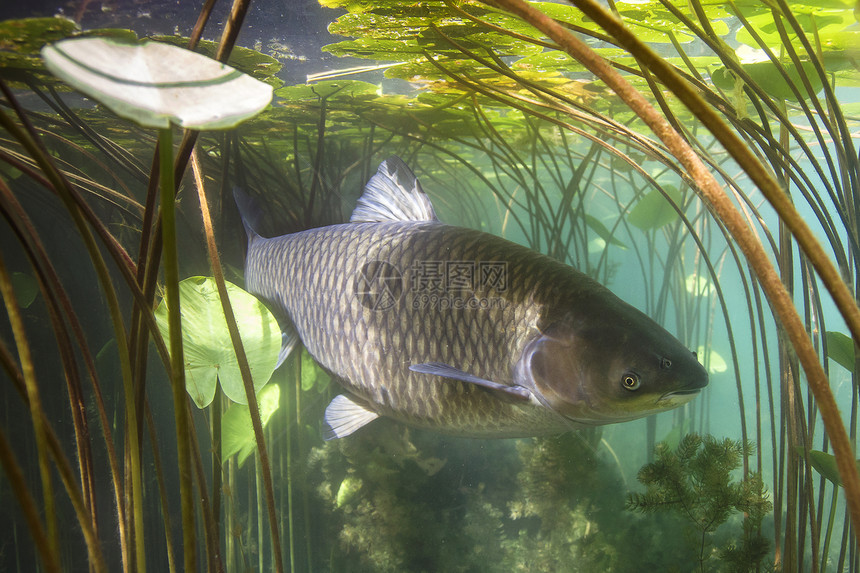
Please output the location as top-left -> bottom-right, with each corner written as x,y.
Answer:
658,388 -> 702,403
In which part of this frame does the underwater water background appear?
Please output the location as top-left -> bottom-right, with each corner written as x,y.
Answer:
1,0 -> 859,571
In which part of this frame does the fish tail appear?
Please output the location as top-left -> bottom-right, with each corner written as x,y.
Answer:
233,187 -> 263,242
233,186 -> 300,369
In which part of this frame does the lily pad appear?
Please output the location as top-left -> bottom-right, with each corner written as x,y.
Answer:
685,273 -> 715,297
41,37 -> 273,130
221,383 -> 281,467
628,186 -> 683,230
0,17 -> 80,80
712,59 -> 823,102
697,345 -> 728,374
275,79 -> 379,102
151,35 -> 284,88
154,276 -> 281,408
301,348 -> 331,392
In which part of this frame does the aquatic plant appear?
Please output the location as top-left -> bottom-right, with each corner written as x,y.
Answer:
627,433 -> 772,572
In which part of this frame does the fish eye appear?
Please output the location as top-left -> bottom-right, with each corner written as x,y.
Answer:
622,371 -> 640,391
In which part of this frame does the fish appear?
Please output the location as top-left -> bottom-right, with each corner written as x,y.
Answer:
235,156 -> 708,440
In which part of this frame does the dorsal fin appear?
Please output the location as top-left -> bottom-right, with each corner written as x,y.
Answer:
350,156 -> 439,223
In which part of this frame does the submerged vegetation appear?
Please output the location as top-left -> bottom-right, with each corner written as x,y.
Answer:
0,0 -> 859,571
627,433 -> 772,572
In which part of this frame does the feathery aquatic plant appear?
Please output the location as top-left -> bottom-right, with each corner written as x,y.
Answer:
627,434 -> 772,572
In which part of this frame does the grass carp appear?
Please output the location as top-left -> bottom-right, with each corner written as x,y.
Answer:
236,157 -> 708,439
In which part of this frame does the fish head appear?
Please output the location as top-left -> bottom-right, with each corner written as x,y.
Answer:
517,300 -> 709,425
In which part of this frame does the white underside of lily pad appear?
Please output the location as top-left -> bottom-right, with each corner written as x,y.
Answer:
42,37 -> 273,130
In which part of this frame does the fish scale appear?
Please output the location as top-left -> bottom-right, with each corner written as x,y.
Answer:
237,156 -> 708,439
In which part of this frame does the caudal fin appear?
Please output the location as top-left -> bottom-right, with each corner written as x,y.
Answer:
233,187 -> 264,241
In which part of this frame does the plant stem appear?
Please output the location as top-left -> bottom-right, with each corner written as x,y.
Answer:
160,126 -> 196,572
189,148 -> 285,572
0,252 -> 60,571
213,388 -> 222,544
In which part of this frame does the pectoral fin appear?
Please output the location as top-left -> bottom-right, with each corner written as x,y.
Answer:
410,362 -> 531,401
323,394 -> 381,440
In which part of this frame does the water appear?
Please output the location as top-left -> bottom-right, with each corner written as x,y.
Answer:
0,0 -> 858,571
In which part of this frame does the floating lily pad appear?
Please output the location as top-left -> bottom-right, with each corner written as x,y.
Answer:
275,79 -> 379,102
41,37 -> 273,130
221,383 -> 281,467
154,276 -> 281,408
151,35 -> 284,88
735,5 -> 857,52
0,17 -> 80,77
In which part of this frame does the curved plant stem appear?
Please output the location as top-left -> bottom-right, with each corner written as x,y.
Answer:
0,250 -> 59,565
159,126 -> 196,573
190,151 -> 285,573
144,403 -> 177,573
0,424 -> 61,573
483,0 -> 860,536
1,89 -> 145,570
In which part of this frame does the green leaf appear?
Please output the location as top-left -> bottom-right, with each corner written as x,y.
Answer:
734,4 -> 857,51
11,271 -> 38,309
301,348 -> 331,392
808,449 -> 841,485
41,37 -> 273,130
712,59 -> 823,102
584,215 -> 626,249
627,186 -> 682,230
803,448 -> 860,488
154,276 -> 281,408
151,35 -> 283,88
659,419 -> 692,451
0,17 -> 80,80
335,476 -> 363,507
275,79 -> 379,102
221,383 -> 281,467
825,330 -> 855,371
